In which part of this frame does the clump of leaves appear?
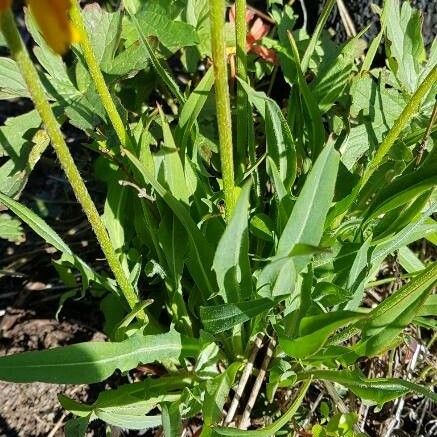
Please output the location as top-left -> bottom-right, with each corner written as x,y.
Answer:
0,0 -> 436,435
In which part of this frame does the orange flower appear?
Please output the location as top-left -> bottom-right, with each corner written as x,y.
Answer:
0,0 -> 12,11
229,3 -> 277,64
27,0 -> 80,55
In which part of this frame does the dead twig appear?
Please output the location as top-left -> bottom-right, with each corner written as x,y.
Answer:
336,0 -> 357,38
239,337 -> 276,429
224,333 -> 265,425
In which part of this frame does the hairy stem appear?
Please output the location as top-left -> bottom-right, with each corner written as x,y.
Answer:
70,1 -> 130,148
235,0 -> 250,173
361,66 -> 437,188
209,0 -> 237,221
0,9 -> 147,322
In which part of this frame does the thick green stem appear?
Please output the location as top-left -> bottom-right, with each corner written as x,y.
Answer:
361,66 -> 437,188
235,0 -> 249,173
0,9 -> 145,321
70,1 -> 130,148
209,0 -> 237,221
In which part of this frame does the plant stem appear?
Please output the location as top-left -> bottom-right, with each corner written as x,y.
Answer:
209,0 -> 237,221
0,9 -> 146,321
301,0 -> 336,73
70,1 -> 130,148
361,66 -> 437,188
235,0 -> 249,173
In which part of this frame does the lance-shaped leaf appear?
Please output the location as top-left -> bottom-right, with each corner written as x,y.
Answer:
276,143 -> 339,272
265,100 -> 297,191
213,182 -> 252,303
200,299 -> 274,334
296,370 -> 437,405
257,256 -> 295,299
239,78 -> 297,191
175,67 -> 214,153
0,330 -> 182,384
280,311 -> 364,359
201,362 -> 241,437
0,192 -> 116,293
124,149 -> 216,302
351,262 -> 437,359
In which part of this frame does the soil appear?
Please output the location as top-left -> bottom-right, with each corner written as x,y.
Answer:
0,309 -> 95,437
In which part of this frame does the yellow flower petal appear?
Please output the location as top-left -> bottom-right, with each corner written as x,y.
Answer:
0,0 -> 12,11
27,0 -> 79,55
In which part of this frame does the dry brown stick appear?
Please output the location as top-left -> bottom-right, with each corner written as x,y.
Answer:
224,333 -> 265,425
337,0 -> 357,38
239,337 -> 276,429
47,413 -> 67,437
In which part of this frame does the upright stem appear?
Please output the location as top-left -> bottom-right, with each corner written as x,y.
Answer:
70,1 -> 130,148
361,66 -> 437,188
235,0 -> 249,173
209,0 -> 237,221
0,9 -> 146,322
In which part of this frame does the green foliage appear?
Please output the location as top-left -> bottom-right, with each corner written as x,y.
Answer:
0,0 -> 436,435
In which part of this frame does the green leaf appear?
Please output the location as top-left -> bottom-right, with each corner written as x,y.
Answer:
103,174 -> 129,275
366,176 -> 436,221
250,213 -> 274,243
0,57 -> 28,99
124,148 -> 216,301
64,416 -> 90,437
213,380 -> 310,436
162,402 -> 182,437
96,410 -> 161,430
0,110 -> 46,197
0,330 -> 182,384
385,0 -> 426,93
265,101 -> 297,191
0,191 -> 116,294
200,299 -> 274,334
0,192 -> 74,254
297,370 -> 437,405
158,108 -> 190,204
213,182 -> 252,303
352,263 -> 437,359
126,1 -> 199,50
370,203 -> 437,275
238,79 -> 297,191
257,257 -> 295,299
125,6 -> 187,102
0,213 -> 24,243
312,33 -> 366,113
61,374 -> 189,431
82,4 -> 122,71
280,311 -> 364,359
300,0 -> 336,73
186,0 -> 211,57
342,74 -> 406,171
175,68 -> 214,153
287,31 -> 325,158
313,282 -> 353,307
276,143 -> 339,272
201,362 -> 241,437
344,237 -> 372,310
418,294 -> 437,317
398,246 -> 426,274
